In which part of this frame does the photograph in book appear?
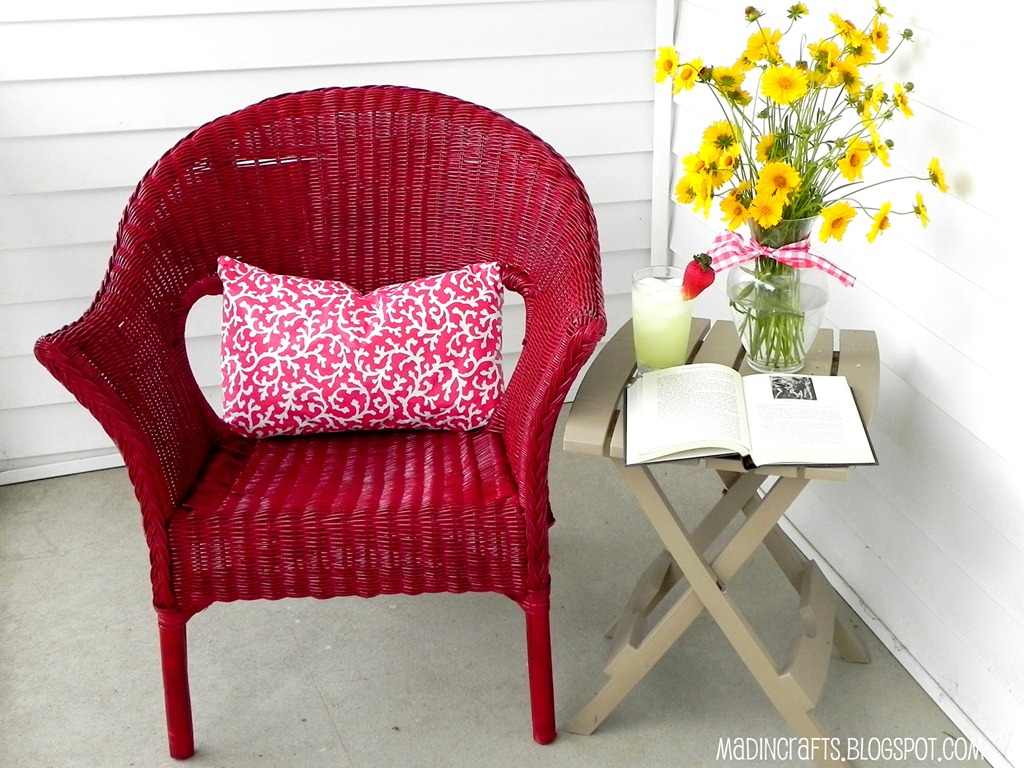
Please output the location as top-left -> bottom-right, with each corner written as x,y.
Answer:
624,363 -> 877,468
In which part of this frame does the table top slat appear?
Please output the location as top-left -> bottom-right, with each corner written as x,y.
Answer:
563,323 -> 637,455
799,329 -> 836,376
836,330 -> 880,425
692,320 -> 744,368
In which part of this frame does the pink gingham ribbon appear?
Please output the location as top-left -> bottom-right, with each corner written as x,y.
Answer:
707,230 -> 856,287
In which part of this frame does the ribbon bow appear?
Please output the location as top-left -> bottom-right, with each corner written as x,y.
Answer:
707,230 -> 856,287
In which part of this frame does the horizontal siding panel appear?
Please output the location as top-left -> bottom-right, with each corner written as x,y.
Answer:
0,355 -> 75,411
0,154 -> 652,256
1,140 -> 651,368
514,102 -> 654,158
0,101 -> 654,196
0,130 -> 184,196
825,278 -> 1015,463
0,189 -> 126,251
1,297 -> 92,359
0,401 -> 114,464
0,1 -> 652,81
870,366 -> 1024,551
0,51 -> 653,139
862,428 -> 1024,625
0,1 -> 556,23
823,225 -> 1010,371
572,153 -> 652,205
1,244 -> 111,305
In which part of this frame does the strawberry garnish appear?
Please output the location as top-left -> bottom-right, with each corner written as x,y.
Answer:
682,252 -> 714,299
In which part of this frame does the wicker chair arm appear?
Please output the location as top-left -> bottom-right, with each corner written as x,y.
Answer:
34,276 -> 226,608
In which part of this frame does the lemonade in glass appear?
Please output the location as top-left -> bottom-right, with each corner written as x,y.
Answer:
631,265 -> 693,372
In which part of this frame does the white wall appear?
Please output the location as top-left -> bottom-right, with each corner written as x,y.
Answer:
0,0 -> 656,483
661,2 -> 1022,766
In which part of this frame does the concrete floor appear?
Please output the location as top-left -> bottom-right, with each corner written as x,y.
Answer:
1,411 -> 989,767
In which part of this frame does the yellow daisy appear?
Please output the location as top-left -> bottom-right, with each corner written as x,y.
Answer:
677,168 -> 714,215
871,138 -> 892,168
747,193 -> 784,229
696,144 -> 735,190
702,120 -> 741,157
913,192 -> 929,227
673,59 -> 703,93
838,139 -> 872,182
711,65 -> 746,93
761,65 -> 809,104
720,191 -> 748,231
809,40 -> 842,86
756,161 -> 802,201
861,83 -> 884,117
872,20 -> 890,53
654,47 -> 679,83
928,158 -> 950,193
893,82 -> 913,118
674,176 -> 698,206
845,29 -> 876,65
682,150 -> 711,175
830,12 -> 857,40
867,202 -> 892,242
755,134 -> 776,163
819,202 -> 857,242
744,28 -> 783,64
725,88 -> 753,107
834,58 -> 862,95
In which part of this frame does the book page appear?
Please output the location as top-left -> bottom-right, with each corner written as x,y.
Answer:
626,363 -> 751,464
742,374 -> 876,466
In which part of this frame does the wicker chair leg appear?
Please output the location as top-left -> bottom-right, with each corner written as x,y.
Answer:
523,589 -> 556,744
157,612 -> 195,759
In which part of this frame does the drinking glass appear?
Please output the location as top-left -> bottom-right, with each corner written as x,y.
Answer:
631,265 -> 693,373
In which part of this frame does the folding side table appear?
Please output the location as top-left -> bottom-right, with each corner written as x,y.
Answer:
563,318 -> 879,768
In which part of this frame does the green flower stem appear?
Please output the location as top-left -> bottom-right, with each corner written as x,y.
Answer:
729,255 -> 807,372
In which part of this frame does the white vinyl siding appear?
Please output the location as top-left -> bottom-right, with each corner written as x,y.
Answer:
0,0 -> 657,481
660,2 -> 1020,767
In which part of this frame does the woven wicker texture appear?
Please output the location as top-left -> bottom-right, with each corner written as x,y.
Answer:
34,85 -> 606,755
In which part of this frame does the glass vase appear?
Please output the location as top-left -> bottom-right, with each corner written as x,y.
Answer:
726,217 -> 829,373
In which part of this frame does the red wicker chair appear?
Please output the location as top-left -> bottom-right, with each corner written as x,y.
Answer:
34,86 -> 605,758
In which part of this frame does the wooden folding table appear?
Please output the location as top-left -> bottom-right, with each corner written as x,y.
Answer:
563,318 -> 879,768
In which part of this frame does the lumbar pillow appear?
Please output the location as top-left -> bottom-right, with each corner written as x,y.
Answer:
218,256 -> 504,438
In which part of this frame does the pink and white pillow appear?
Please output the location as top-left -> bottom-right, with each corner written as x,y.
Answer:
218,256 -> 504,438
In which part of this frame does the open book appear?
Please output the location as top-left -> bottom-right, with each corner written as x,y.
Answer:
624,363 -> 876,467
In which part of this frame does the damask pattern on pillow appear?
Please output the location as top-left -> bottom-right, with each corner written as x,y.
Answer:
218,256 -> 504,438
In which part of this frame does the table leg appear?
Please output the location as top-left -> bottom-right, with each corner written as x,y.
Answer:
569,462 -> 852,768
567,464 -> 774,735
717,470 -> 871,664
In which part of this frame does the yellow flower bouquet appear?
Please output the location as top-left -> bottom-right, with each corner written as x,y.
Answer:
656,2 -> 949,371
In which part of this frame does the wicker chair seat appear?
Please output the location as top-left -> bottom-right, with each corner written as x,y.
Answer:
171,429 -> 524,610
